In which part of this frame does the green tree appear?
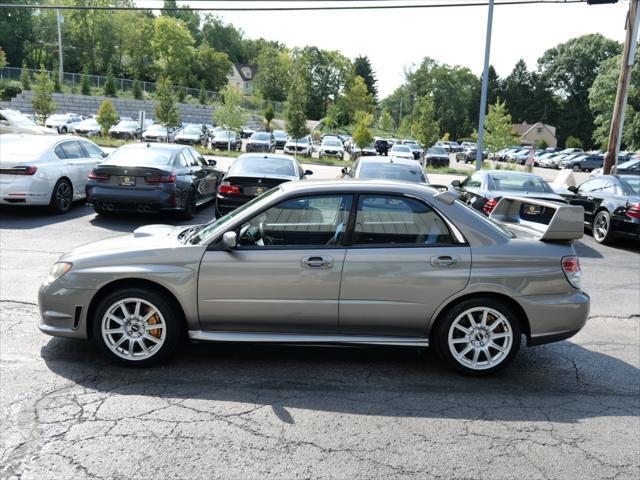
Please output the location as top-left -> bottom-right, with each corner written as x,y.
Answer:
565,136 -> 583,149
343,75 -> 374,124
411,96 -> 439,148
104,67 -> 117,97
352,112 -> 374,156
132,77 -> 143,100
0,47 -> 7,69
254,46 -> 291,102
194,42 -> 232,92
213,84 -> 246,150
201,14 -> 246,63
537,138 -> 549,149
155,77 -> 181,133
263,103 -> 275,131
80,66 -> 91,95
32,67 -> 56,122
152,15 -> 195,85
353,55 -> 378,101
483,99 -> 519,156
96,99 -> 119,136
199,81 -> 207,105
162,0 -> 201,43
538,34 -> 621,148
176,81 -> 186,103
20,62 -> 30,90
285,65 -> 309,158
378,110 -> 394,133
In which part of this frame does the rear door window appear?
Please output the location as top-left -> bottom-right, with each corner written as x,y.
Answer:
59,141 -> 85,159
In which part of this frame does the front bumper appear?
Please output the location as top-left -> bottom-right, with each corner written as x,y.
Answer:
246,143 -> 271,153
38,281 -> 97,339
520,291 -> 590,346
320,150 -> 343,158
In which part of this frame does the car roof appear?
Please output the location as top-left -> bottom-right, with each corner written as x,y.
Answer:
119,143 -> 186,152
278,178 -> 440,198
358,157 -> 419,166
238,153 -> 296,162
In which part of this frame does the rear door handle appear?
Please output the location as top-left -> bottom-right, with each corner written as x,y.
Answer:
430,255 -> 459,268
301,256 -> 333,269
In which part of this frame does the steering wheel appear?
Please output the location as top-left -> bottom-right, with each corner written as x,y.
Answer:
239,224 -> 261,245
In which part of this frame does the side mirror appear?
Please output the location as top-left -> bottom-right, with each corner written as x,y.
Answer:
304,169 -> 313,176
208,159 -> 217,166
451,179 -> 461,188
568,185 -> 578,193
341,167 -> 348,175
222,231 -> 237,250
101,151 -> 108,158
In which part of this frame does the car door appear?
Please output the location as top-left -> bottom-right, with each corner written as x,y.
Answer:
189,147 -> 219,200
339,194 -> 471,337
57,140 -> 90,197
198,194 -> 353,333
180,149 -> 207,202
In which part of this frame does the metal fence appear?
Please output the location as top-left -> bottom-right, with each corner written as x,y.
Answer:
0,67 -> 284,113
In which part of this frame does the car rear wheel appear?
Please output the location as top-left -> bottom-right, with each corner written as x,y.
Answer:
593,210 -> 614,244
179,190 -> 196,220
572,165 -> 581,172
433,299 -> 521,375
48,178 -> 73,214
93,288 -> 182,366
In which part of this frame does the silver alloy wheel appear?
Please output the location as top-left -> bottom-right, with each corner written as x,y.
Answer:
593,212 -> 609,242
447,307 -> 513,371
55,181 -> 72,212
101,298 -> 167,361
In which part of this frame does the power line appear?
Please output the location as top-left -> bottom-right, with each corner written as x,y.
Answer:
0,0 -> 586,11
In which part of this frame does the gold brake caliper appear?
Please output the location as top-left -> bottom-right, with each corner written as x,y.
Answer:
148,314 -> 161,338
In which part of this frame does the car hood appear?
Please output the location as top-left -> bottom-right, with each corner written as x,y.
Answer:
111,126 -> 136,132
177,133 -> 200,139
285,142 -> 310,147
320,145 -> 343,150
248,140 -> 270,145
59,225 -> 189,263
17,125 -> 58,135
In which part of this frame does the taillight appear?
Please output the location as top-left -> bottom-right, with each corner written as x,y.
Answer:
625,203 -> 640,220
88,170 -> 109,180
219,182 -> 240,195
7,166 -> 38,175
561,256 -> 582,289
483,198 -> 498,215
146,173 -> 176,183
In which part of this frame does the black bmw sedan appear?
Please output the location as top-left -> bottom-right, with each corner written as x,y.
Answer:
245,132 -> 275,153
215,154 -> 312,216
560,175 -> 640,244
86,143 -> 222,219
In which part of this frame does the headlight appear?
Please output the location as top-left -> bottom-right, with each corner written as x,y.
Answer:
47,262 -> 72,283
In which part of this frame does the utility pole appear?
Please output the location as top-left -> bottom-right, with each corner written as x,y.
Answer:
56,9 -> 64,86
604,0 -> 640,174
475,0 -> 495,171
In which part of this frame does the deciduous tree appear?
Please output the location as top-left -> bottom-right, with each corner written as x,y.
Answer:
155,76 -> 181,133
285,65 -> 309,158
411,96 -> 439,148
96,99 -> 119,136
32,67 -> 56,122
483,99 -> 519,156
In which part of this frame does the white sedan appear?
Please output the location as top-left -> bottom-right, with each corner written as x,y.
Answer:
0,134 -> 107,213
389,144 -> 418,162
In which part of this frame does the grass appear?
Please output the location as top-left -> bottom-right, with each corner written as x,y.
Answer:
92,136 -> 244,158
425,166 -> 471,176
303,156 -> 352,167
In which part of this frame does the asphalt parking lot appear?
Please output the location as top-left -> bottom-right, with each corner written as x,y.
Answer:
1,161 -> 639,479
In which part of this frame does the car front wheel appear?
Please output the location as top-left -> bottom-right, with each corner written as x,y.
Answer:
433,299 -> 521,375
572,165 -> 581,172
93,288 -> 182,365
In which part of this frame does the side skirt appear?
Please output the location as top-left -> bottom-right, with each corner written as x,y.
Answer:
188,330 -> 429,347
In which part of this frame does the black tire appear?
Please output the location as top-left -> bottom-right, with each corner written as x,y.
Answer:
572,164 -> 580,172
432,298 -> 521,376
92,287 -> 183,366
48,178 -> 73,214
179,189 -> 196,220
592,210 -> 615,244
60,126 -> 67,134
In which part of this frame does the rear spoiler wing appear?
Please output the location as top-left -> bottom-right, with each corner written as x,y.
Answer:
489,196 -> 584,241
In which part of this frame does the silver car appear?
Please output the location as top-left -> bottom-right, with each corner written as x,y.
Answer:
38,180 -> 589,375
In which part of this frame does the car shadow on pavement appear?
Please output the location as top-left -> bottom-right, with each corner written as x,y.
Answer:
573,240 -> 604,259
0,203 -> 91,229
41,337 -> 638,424
88,204 -> 216,232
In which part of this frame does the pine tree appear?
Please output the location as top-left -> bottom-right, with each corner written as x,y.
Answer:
80,66 -> 91,95
132,78 -> 143,100
104,67 -> 117,97
483,98 -> 519,156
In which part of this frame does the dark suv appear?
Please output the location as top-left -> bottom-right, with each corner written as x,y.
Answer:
374,139 -> 390,156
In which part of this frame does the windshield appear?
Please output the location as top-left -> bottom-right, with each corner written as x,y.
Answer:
215,131 -> 233,139
105,147 -> 174,166
251,133 -> 271,141
358,163 -> 426,182
228,156 -> 296,177
1,110 -> 37,126
428,147 -> 447,155
489,173 -> 551,193
183,125 -> 202,134
620,175 -> 640,195
190,187 -> 280,244
146,125 -> 167,134
322,139 -> 342,147
117,121 -> 138,128
289,137 -> 309,144
48,114 -> 67,122
392,145 -> 411,153
273,131 -> 287,139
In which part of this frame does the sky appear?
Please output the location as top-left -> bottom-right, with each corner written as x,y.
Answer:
143,1 -> 629,98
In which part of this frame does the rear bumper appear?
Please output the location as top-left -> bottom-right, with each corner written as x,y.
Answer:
0,176 -> 52,205
86,184 -> 180,213
217,194 -> 249,214
520,291 -> 590,346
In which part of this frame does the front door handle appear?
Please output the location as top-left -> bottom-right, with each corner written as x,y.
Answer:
430,255 -> 459,268
301,256 -> 333,269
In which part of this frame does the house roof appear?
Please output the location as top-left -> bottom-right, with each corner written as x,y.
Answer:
233,63 -> 258,81
514,122 -> 557,138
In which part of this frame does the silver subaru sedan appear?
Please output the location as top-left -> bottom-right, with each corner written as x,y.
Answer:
38,180 -> 590,375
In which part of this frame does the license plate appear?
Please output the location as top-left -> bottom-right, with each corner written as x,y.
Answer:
255,187 -> 264,195
120,176 -> 136,186
524,204 -> 542,215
